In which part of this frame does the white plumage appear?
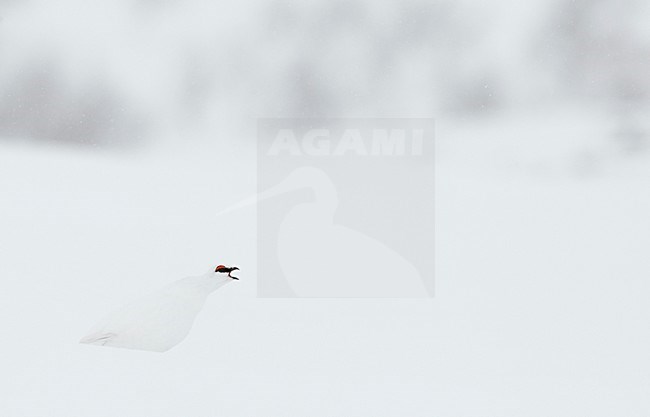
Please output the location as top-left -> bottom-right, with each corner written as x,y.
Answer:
80,271 -> 235,352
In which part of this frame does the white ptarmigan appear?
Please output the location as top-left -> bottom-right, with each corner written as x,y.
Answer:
80,265 -> 239,352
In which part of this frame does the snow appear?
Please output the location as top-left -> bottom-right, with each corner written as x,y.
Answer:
2,109 -> 650,415
1,0 -> 650,415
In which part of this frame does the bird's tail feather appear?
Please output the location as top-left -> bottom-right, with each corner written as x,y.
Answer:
79,332 -> 117,346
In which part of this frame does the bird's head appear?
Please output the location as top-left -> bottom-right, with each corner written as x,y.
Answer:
214,265 -> 240,275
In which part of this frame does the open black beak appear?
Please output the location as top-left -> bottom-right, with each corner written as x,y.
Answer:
230,267 -> 240,280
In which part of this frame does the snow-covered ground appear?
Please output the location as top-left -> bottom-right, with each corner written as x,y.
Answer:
1,0 -> 650,415
2,105 -> 650,415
